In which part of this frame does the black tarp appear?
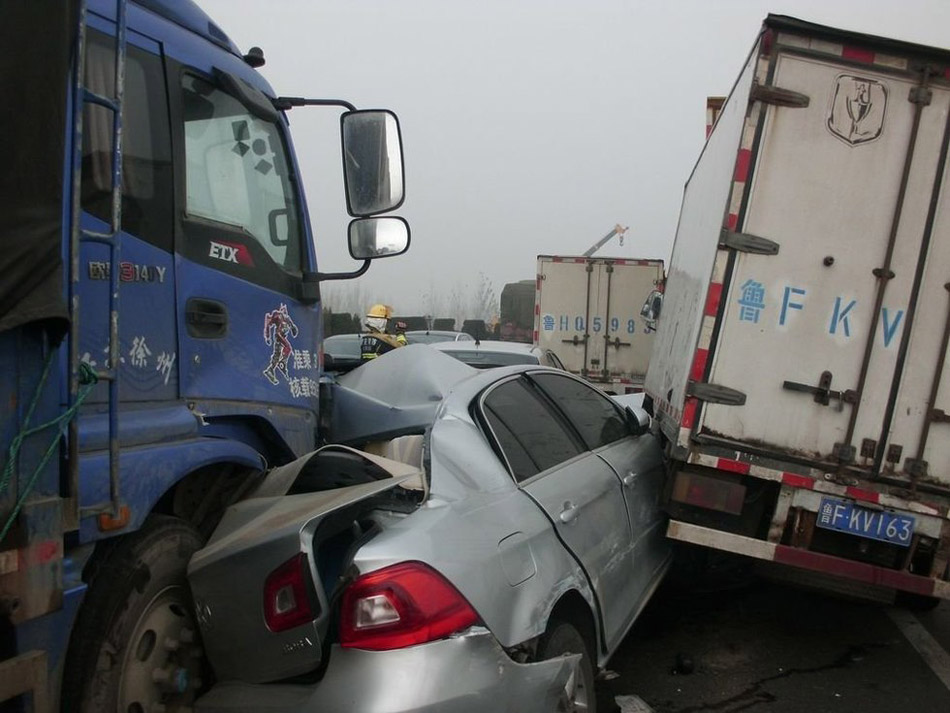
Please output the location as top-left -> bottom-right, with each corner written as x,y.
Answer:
0,0 -> 77,339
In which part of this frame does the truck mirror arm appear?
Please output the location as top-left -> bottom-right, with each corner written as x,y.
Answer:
297,261 -> 372,304
273,97 -> 357,112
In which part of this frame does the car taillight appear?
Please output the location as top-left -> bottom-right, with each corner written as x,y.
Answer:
340,561 -> 478,651
263,554 -> 314,632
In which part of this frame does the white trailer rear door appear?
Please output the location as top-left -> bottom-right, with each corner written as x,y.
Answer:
699,49 -> 950,488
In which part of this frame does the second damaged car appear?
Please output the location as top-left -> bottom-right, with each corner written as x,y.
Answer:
190,345 -> 671,713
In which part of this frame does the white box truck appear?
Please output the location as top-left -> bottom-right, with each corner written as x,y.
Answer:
536,255 -> 663,392
645,15 -> 950,603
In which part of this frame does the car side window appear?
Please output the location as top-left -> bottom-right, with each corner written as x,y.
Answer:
482,377 -> 583,482
530,373 -> 628,449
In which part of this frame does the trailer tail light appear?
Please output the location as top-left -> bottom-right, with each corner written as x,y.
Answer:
340,561 -> 478,651
671,472 -> 746,515
263,554 -> 314,632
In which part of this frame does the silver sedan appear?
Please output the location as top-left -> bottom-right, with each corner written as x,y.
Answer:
191,345 -> 671,713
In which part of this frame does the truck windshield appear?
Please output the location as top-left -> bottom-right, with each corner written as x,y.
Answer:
182,75 -> 302,272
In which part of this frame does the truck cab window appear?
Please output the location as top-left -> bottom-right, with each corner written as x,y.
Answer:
181,74 -> 302,275
81,31 -> 172,251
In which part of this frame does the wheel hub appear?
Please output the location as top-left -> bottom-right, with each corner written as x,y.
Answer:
118,585 -> 205,713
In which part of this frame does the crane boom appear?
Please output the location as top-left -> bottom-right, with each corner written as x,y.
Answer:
582,224 -> 628,257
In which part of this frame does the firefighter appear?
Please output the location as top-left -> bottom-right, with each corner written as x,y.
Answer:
360,304 -> 405,360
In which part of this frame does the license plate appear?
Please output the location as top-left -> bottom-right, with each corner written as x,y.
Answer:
816,497 -> 914,547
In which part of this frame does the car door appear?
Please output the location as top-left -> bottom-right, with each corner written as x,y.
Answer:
530,373 -> 670,608
480,374 -> 638,654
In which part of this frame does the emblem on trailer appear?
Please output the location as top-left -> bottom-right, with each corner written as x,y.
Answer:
262,303 -> 299,385
827,75 -> 887,146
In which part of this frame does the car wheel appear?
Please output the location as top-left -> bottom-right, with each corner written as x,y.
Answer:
538,620 -> 596,713
61,515 -> 208,712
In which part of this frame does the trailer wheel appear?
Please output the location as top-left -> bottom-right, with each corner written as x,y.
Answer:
537,620 -> 597,713
61,515 -> 207,713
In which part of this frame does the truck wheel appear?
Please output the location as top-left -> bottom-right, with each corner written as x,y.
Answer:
538,620 -> 597,713
61,515 -> 207,713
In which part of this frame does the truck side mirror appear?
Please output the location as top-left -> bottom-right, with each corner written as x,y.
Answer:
348,217 -> 410,260
341,110 -> 405,216
640,290 -> 663,332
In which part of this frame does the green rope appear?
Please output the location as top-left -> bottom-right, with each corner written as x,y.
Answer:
0,356 -> 98,543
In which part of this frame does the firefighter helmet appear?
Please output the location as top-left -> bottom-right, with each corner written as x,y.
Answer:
366,303 -> 392,319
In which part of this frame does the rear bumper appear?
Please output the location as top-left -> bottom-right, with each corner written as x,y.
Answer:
668,520 -> 950,600
196,628 -> 578,713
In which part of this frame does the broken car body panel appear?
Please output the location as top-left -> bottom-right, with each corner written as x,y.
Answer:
191,348 -> 671,709
196,628 -> 580,713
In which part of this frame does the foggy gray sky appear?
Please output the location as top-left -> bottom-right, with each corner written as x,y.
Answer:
199,0 -> 950,316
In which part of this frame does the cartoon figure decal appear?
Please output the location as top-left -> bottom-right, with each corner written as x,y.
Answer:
827,74 -> 887,146
262,303 -> 299,385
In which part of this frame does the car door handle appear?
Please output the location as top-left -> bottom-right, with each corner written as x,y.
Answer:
622,472 -> 637,487
559,502 -> 579,524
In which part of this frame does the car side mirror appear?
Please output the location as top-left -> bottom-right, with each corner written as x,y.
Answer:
625,405 -> 651,437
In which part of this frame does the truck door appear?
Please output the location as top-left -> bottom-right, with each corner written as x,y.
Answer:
700,50 -> 950,474
170,65 -> 320,452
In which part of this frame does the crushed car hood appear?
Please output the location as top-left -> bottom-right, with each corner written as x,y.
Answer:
328,344 -> 476,444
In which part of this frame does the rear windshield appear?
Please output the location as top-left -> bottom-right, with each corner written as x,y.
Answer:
443,350 -> 537,368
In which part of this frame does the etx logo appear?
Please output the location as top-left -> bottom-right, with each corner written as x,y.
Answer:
209,240 -> 254,266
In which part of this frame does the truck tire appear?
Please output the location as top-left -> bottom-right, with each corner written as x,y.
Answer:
61,515 -> 207,713
538,620 -> 597,713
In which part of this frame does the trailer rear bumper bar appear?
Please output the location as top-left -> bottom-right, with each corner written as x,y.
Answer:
668,520 -> 950,600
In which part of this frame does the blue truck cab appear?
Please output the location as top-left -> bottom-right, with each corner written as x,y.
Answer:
0,1 -> 408,709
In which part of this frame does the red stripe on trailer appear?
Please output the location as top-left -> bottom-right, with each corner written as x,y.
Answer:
704,283 -> 723,317
774,545 -> 935,597
536,276 -> 542,290
782,472 -> 814,490
552,257 -> 563,263
535,303 -> 540,315
533,330 -> 538,342
681,398 -> 698,428
846,486 -> 880,505
733,149 -> 752,182
690,349 -> 708,382
726,213 -> 738,231
574,258 -> 586,264
843,46 -> 875,64
717,458 -> 751,475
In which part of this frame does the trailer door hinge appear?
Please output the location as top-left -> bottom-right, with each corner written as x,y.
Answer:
750,82 -> 810,108
719,228 -> 780,255
686,381 -> 747,406
931,408 -> 950,423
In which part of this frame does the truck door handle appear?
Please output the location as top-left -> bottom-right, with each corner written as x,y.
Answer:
186,298 -> 228,339
558,502 -> 579,524
622,472 -> 637,487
